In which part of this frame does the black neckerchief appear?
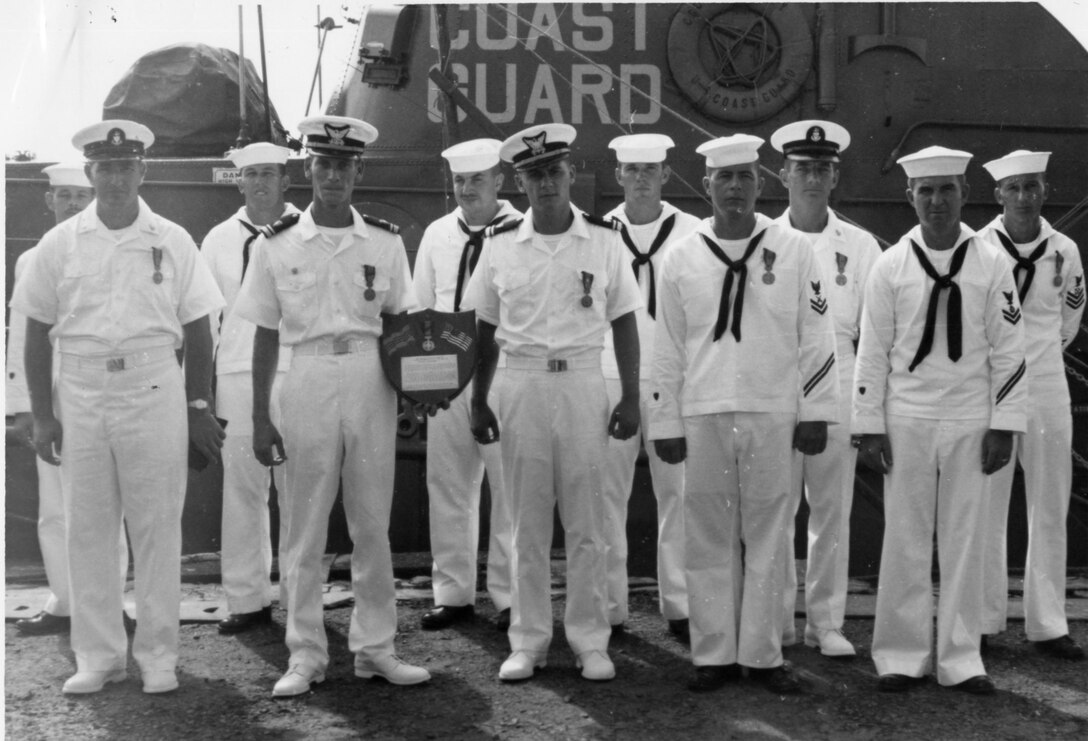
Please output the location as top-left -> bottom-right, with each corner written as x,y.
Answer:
455,212 -> 509,311
994,229 -> 1048,302
701,229 -> 765,342
908,238 -> 970,371
618,213 -> 676,319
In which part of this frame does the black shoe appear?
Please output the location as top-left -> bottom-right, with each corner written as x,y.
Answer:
15,611 -> 70,636
610,622 -> 626,637
495,608 -> 510,632
217,606 -> 273,635
950,675 -> 995,695
980,634 -> 991,655
687,664 -> 741,692
668,618 -> 690,643
749,663 -> 802,694
420,604 -> 474,630
877,673 -> 924,693
1032,635 -> 1086,661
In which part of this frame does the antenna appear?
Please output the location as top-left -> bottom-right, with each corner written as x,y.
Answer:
306,16 -> 342,116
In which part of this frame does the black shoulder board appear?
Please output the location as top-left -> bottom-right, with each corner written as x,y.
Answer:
486,218 -> 522,238
257,212 -> 301,239
582,213 -> 622,231
362,214 -> 400,234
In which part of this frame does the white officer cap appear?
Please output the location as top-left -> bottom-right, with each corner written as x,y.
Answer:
608,133 -> 675,164
897,145 -> 973,178
500,123 -> 577,171
770,120 -> 851,162
298,115 -> 378,158
442,138 -> 502,174
42,163 -> 91,188
72,119 -> 155,160
696,134 -> 764,169
229,142 -> 292,170
982,150 -> 1051,182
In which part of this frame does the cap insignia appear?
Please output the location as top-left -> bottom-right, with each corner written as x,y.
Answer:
807,126 -> 824,143
324,123 -> 350,144
108,128 -> 126,146
523,131 -> 547,156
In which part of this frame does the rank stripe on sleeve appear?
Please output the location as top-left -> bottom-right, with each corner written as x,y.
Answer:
803,353 -> 835,397
995,360 -> 1026,405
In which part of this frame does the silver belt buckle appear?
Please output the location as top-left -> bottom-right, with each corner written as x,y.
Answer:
106,357 -> 126,372
332,339 -> 350,355
547,359 -> 568,372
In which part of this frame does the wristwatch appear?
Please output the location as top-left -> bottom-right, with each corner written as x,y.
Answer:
188,398 -> 210,411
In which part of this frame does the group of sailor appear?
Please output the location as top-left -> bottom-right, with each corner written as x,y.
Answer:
6,111 -> 1084,699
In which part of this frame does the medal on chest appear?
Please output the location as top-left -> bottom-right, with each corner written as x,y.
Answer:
1054,252 -> 1064,287
422,316 -> 435,352
761,248 -> 776,285
363,264 -> 376,301
835,251 -> 848,286
580,271 -> 594,307
151,247 -> 163,284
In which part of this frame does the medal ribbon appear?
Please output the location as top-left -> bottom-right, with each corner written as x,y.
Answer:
455,214 -> 508,312
994,230 -> 1048,302
908,239 -> 969,371
618,214 -> 676,319
701,230 -> 765,342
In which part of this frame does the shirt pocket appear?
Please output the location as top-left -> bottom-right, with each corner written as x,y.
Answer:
275,270 -> 318,318
494,266 -> 533,324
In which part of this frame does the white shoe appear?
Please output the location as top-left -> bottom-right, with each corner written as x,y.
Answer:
354,655 -> 431,686
142,669 -> 179,694
498,651 -> 546,681
804,626 -> 856,657
272,664 -> 325,697
576,650 -> 616,681
62,669 -> 127,694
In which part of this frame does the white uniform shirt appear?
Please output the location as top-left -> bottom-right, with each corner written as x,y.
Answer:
233,205 -> 415,344
10,198 -> 224,354
852,224 -> 1027,433
976,216 -> 1084,407
462,207 -> 642,360
6,249 -> 45,414
772,209 -> 883,372
602,201 -> 702,380
412,200 -> 522,312
201,204 -> 300,374
648,214 -> 840,440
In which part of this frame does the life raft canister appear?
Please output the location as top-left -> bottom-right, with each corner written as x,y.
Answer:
668,3 -> 813,124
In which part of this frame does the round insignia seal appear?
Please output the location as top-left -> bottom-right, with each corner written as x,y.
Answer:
667,4 -> 813,124
364,288 -> 376,301
422,339 -> 435,352
836,274 -> 847,286
762,273 -> 775,285
581,295 -> 594,308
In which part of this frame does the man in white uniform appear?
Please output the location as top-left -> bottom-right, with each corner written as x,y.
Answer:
235,115 -> 430,697
9,163 -> 128,637
600,134 -> 701,641
854,146 -> 1027,695
201,142 -> 300,634
650,135 -> 839,695
12,120 -> 226,695
463,123 -> 642,683
413,139 -> 518,632
770,121 -> 882,658
977,150 -> 1085,661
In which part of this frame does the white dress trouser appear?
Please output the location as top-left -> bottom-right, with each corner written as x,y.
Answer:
278,348 -> 398,672
872,415 -> 988,686
426,386 -> 513,610
58,351 -> 187,673
217,371 -> 284,614
685,412 -> 798,668
36,459 -> 129,617
783,381 -> 855,633
602,378 -> 687,624
981,403 -> 1072,640
497,367 -> 610,657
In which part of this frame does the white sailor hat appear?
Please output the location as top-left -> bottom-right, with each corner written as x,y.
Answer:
982,150 -> 1051,182
442,138 -> 502,174
229,142 -> 292,170
608,133 -> 675,164
695,134 -> 764,169
897,145 -> 973,178
298,115 -> 377,158
42,163 -> 92,189
500,123 -> 577,171
770,120 -> 850,162
72,119 -> 154,160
